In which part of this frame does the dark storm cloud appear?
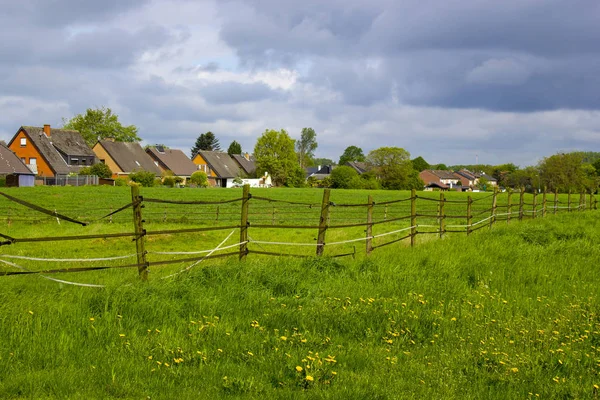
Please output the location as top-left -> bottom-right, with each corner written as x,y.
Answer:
218,0 -> 600,112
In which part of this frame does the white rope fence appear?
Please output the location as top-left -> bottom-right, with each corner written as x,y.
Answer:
149,241 -> 246,255
0,259 -> 105,288
0,253 -> 138,262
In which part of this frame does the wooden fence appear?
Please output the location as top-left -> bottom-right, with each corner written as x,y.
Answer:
0,186 -> 597,282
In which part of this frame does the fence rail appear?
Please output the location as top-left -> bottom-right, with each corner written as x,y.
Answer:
0,186 -> 597,283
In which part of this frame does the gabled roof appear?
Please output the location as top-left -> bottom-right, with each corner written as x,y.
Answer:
0,143 -> 34,175
9,126 -> 95,175
98,140 -> 162,175
456,169 -> 477,180
232,154 -> 256,176
197,151 -> 241,178
477,173 -> 497,182
426,170 -> 459,180
346,161 -> 368,174
146,147 -> 197,176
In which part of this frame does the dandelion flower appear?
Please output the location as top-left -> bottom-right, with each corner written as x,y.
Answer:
89,317 -> 95,322
28,311 -> 34,315
511,368 -> 519,373
305,375 -> 314,382
296,366 -> 303,372
280,336 -> 287,341
119,334 -> 126,338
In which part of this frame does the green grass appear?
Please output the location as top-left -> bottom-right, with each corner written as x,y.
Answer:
0,187 -> 599,398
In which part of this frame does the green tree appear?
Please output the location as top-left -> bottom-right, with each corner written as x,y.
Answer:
411,156 -> 430,172
330,166 -> 359,189
62,106 -> 140,147
312,157 -> 334,167
338,146 -> 365,166
254,129 -> 298,187
366,147 -> 415,190
227,140 -> 242,156
296,128 -> 318,169
538,152 -> 592,192
78,163 -> 113,178
190,171 -> 209,187
191,132 -> 221,157
592,159 -> 600,176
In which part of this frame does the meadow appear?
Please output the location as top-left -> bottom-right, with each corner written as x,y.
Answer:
0,186 -> 599,399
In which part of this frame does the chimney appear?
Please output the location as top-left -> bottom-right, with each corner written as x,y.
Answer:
43,124 -> 51,137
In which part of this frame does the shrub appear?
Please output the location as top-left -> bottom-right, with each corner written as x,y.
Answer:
114,177 -> 128,186
331,166 -> 360,189
190,171 -> 209,187
129,171 -> 157,187
163,176 -> 176,187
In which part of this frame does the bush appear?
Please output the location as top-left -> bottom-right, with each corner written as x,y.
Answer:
331,166 -> 360,189
129,171 -> 157,187
79,163 -> 113,178
114,177 -> 128,186
190,171 -> 209,187
163,176 -> 176,187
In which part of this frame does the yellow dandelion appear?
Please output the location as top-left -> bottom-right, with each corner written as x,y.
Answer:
450,317 -> 456,321
247,351 -> 254,356
89,317 -> 95,322
331,371 -> 337,376
280,336 -> 287,341
217,349 -> 223,353
305,375 -> 314,382
593,384 -> 599,390
510,368 -> 519,373
28,311 -> 34,315
119,334 -> 125,338
295,366 -> 303,372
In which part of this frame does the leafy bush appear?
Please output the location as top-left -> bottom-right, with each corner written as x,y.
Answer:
331,166 -> 360,189
129,171 -> 157,187
79,163 -> 113,178
163,176 -> 176,187
190,171 -> 209,187
114,177 -> 128,186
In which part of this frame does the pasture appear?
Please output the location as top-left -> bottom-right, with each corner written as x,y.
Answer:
0,186 -> 599,399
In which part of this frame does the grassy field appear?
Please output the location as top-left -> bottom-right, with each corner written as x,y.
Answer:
0,187 -> 599,398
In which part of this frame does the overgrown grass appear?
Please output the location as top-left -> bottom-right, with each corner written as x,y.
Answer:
0,187 -> 599,398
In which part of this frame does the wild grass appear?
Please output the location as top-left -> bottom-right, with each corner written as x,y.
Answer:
0,186 -> 598,398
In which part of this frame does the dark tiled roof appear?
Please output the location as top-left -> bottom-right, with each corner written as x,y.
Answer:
427,170 -> 458,180
146,147 -> 197,176
457,170 -> 477,180
346,161 -> 368,174
232,154 -> 256,175
99,141 -> 162,175
14,126 -> 94,175
477,173 -> 497,182
198,151 -> 241,178
0,143 -> 34,175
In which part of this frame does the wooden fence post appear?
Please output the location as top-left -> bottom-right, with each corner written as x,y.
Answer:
439,192 -> 445,239
567,189 -> 572,212
466,195 -> 473,236
316,189 -> 331,256
410,189 -> 417,247
580,191 -> 584,211
215,206 -> 220,222
507,188 -> 512,225
589,191 -> 593,211
519,187 -> 524,221
239,184 -> 250,261
131,185 -> 148,280
532,191 -> 537,219
542,186 -> 547,218
366,195 -> 374,255
272,206 -> 276,225
554,189 -> 558,214
490,187 -> 497,229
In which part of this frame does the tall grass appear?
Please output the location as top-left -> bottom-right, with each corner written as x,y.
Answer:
0,194 -> 599,399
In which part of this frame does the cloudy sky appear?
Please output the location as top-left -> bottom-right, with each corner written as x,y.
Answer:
1,0 -> 599,167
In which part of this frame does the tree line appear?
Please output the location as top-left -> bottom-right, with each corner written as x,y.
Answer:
62,107 -> 600,192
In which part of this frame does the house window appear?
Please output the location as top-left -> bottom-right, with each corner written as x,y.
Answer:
71,158 -> 78,165
20,138 -> 26,147
21,157 -> 26,163
29,157 -> 37,165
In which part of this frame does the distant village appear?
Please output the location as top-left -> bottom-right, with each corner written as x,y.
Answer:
0,123 -> 598,194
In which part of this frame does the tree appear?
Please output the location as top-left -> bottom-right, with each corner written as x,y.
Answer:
296,128 -> 318,169
538,152 -> 594,192
190,132 -> 220,157
411,156 -> 430,172
254,129 -> 299,187
78,163 -> 113,178
338,146 -> 365,166
313,157 -> 334,167
190,171 -> 209,187
227,140 -> 242,156
366,147 -> 415,190
330,166 -> 359,189
62,107 -> 140,147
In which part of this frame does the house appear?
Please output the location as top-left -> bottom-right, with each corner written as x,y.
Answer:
93,140 -> 162,178
455,169 -> 498,189
192,150 -> 243,188
345,161 -> 369,174
145,145 -> 197,184
419,170 -> 464,191
232,153 -> 257,177
0,142 -> 35,187
306,165 -> 335,181
7,125 -> 97,177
